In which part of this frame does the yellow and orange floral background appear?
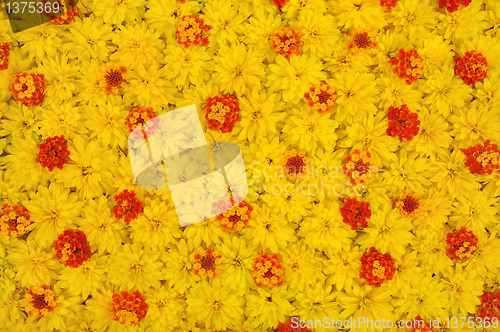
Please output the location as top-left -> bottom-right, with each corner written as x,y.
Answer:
1,0 -> 500,331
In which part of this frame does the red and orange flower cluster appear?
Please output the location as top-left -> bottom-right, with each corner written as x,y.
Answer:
439,0 -> 472,13
253,253 -> 285,287
283,149 -> 309,182
340,197 -> 371,230
390,49 -> 424,85
393,190 -> 424,220
111,290 -> 149,325
193,248 -> 222,280
348,32 -> 378,52
273,28 -> 302,59
462,140 -> 500,175
386,104 -> 420,141
343,150 -> 376,185
125,106 -> 160,140
0,203 -> 32,237
99,62 -> 129,94
359,247 -> 396,287
112,190 -> 144,225
175,15 -> 211,48
454,50 -> 488,87
38,135 -> 70,172
54,229 -> 91,268
477,290 -> 500,320
446,227 -> 479,260
217,198 -> 253,232
380,0 -> 401,10
9,72 -> 47,107
204,94 -> 242,133
24,285 -> 57,318
0,42 -> 10,71
304,83 -> 338,114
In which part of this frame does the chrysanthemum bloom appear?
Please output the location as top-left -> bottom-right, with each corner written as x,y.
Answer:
58,254 -> 107,300
98,62 -> 129,94
461,140 -> 500,175
175,15 -> 211,48
393,189 -> 425,220
53,229 -> 91,268
38,136 -> 70,172
272,28 -> 302,59
446,227 -> 479,260
112,189 -> 144,225
477,290 -> 500,320
390,49 -> 424,85
443,264 -> 483,316
204,94 -> 241,133
125,106 -> 160,140
253,253 -> 285,287
282,149 -> 309,182
454,50 -> 488,87
217,198 -> 253,231
275,320 -> 312,331
304,83 -> 338,113
340,197 -> 372,230
111,290 -> 148,325
343,150 -> 376,185
0,43 -> 10,71
0,203 -> 31,237
9,73 -> 47,107
386,104 -> 420,141
380,0 -> 400,10
348,31 -> 378,52
359,247 -> 396,287
439,0 -> 471,13
24,285 -> 56,318
192,248 -> 222,280
281,242 -> 325,292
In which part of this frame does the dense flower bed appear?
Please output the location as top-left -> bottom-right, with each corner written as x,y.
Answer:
1,0 -> 500,331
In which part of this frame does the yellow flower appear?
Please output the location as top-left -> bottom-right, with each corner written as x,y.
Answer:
449,189 -> 497,236
145,0 -> 201,37
186,279 -> 244,331
161,239 -> 200,294
37,102 -> 88,140
282,0 -> 328,19
293,282 -> 340,329
429,149 -> 481,200
0,291 -> 26,331
299,198 -> 354,253
282,107 -> 339,154
130,197 -> 182,251
217,235 -> 256,296
200,0 -> 247,47
357,203 -> 414,260
16,24 -> 62,63
265,54 -> 326,103
383,149 -> 432,196
235,88 -> 284,143
164,42 -> 213,89
388,0 -> 437,40
323,245 -> 362,291
243,13 -> 286,63
92,0 -> 146,26
326,37 -> 373,74
437,0 -> 487,43
412,189 -> 452,233
0,100 -> 40,139
145,285 -> 186,331
290,10 -> 341,59
417,33 -> 455,74
443,264 -> 483,316
330,0 -> 387,31
213,43 -> 266,98
339,112 -> 400,168
84,94 -> 128,150
392,274 -> 450,320
38,54 -> 79,105
245,286 -> 295,330
337,284 -> 395,327
414,228 -> 454,277
262,177 -> 312,223
281,241 -> 325,293
56,135 -> 118,200
23,182 -> 83,248
110,21 -> 164,70
388,250 -> 421,298
80,196 -> 124,255
419,61 -> 473,118
378,72 -> 423,112
6,240 -> 58,288
107,243 -> 163,293
463,232 -> 500,279
57,254 -> 107,300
